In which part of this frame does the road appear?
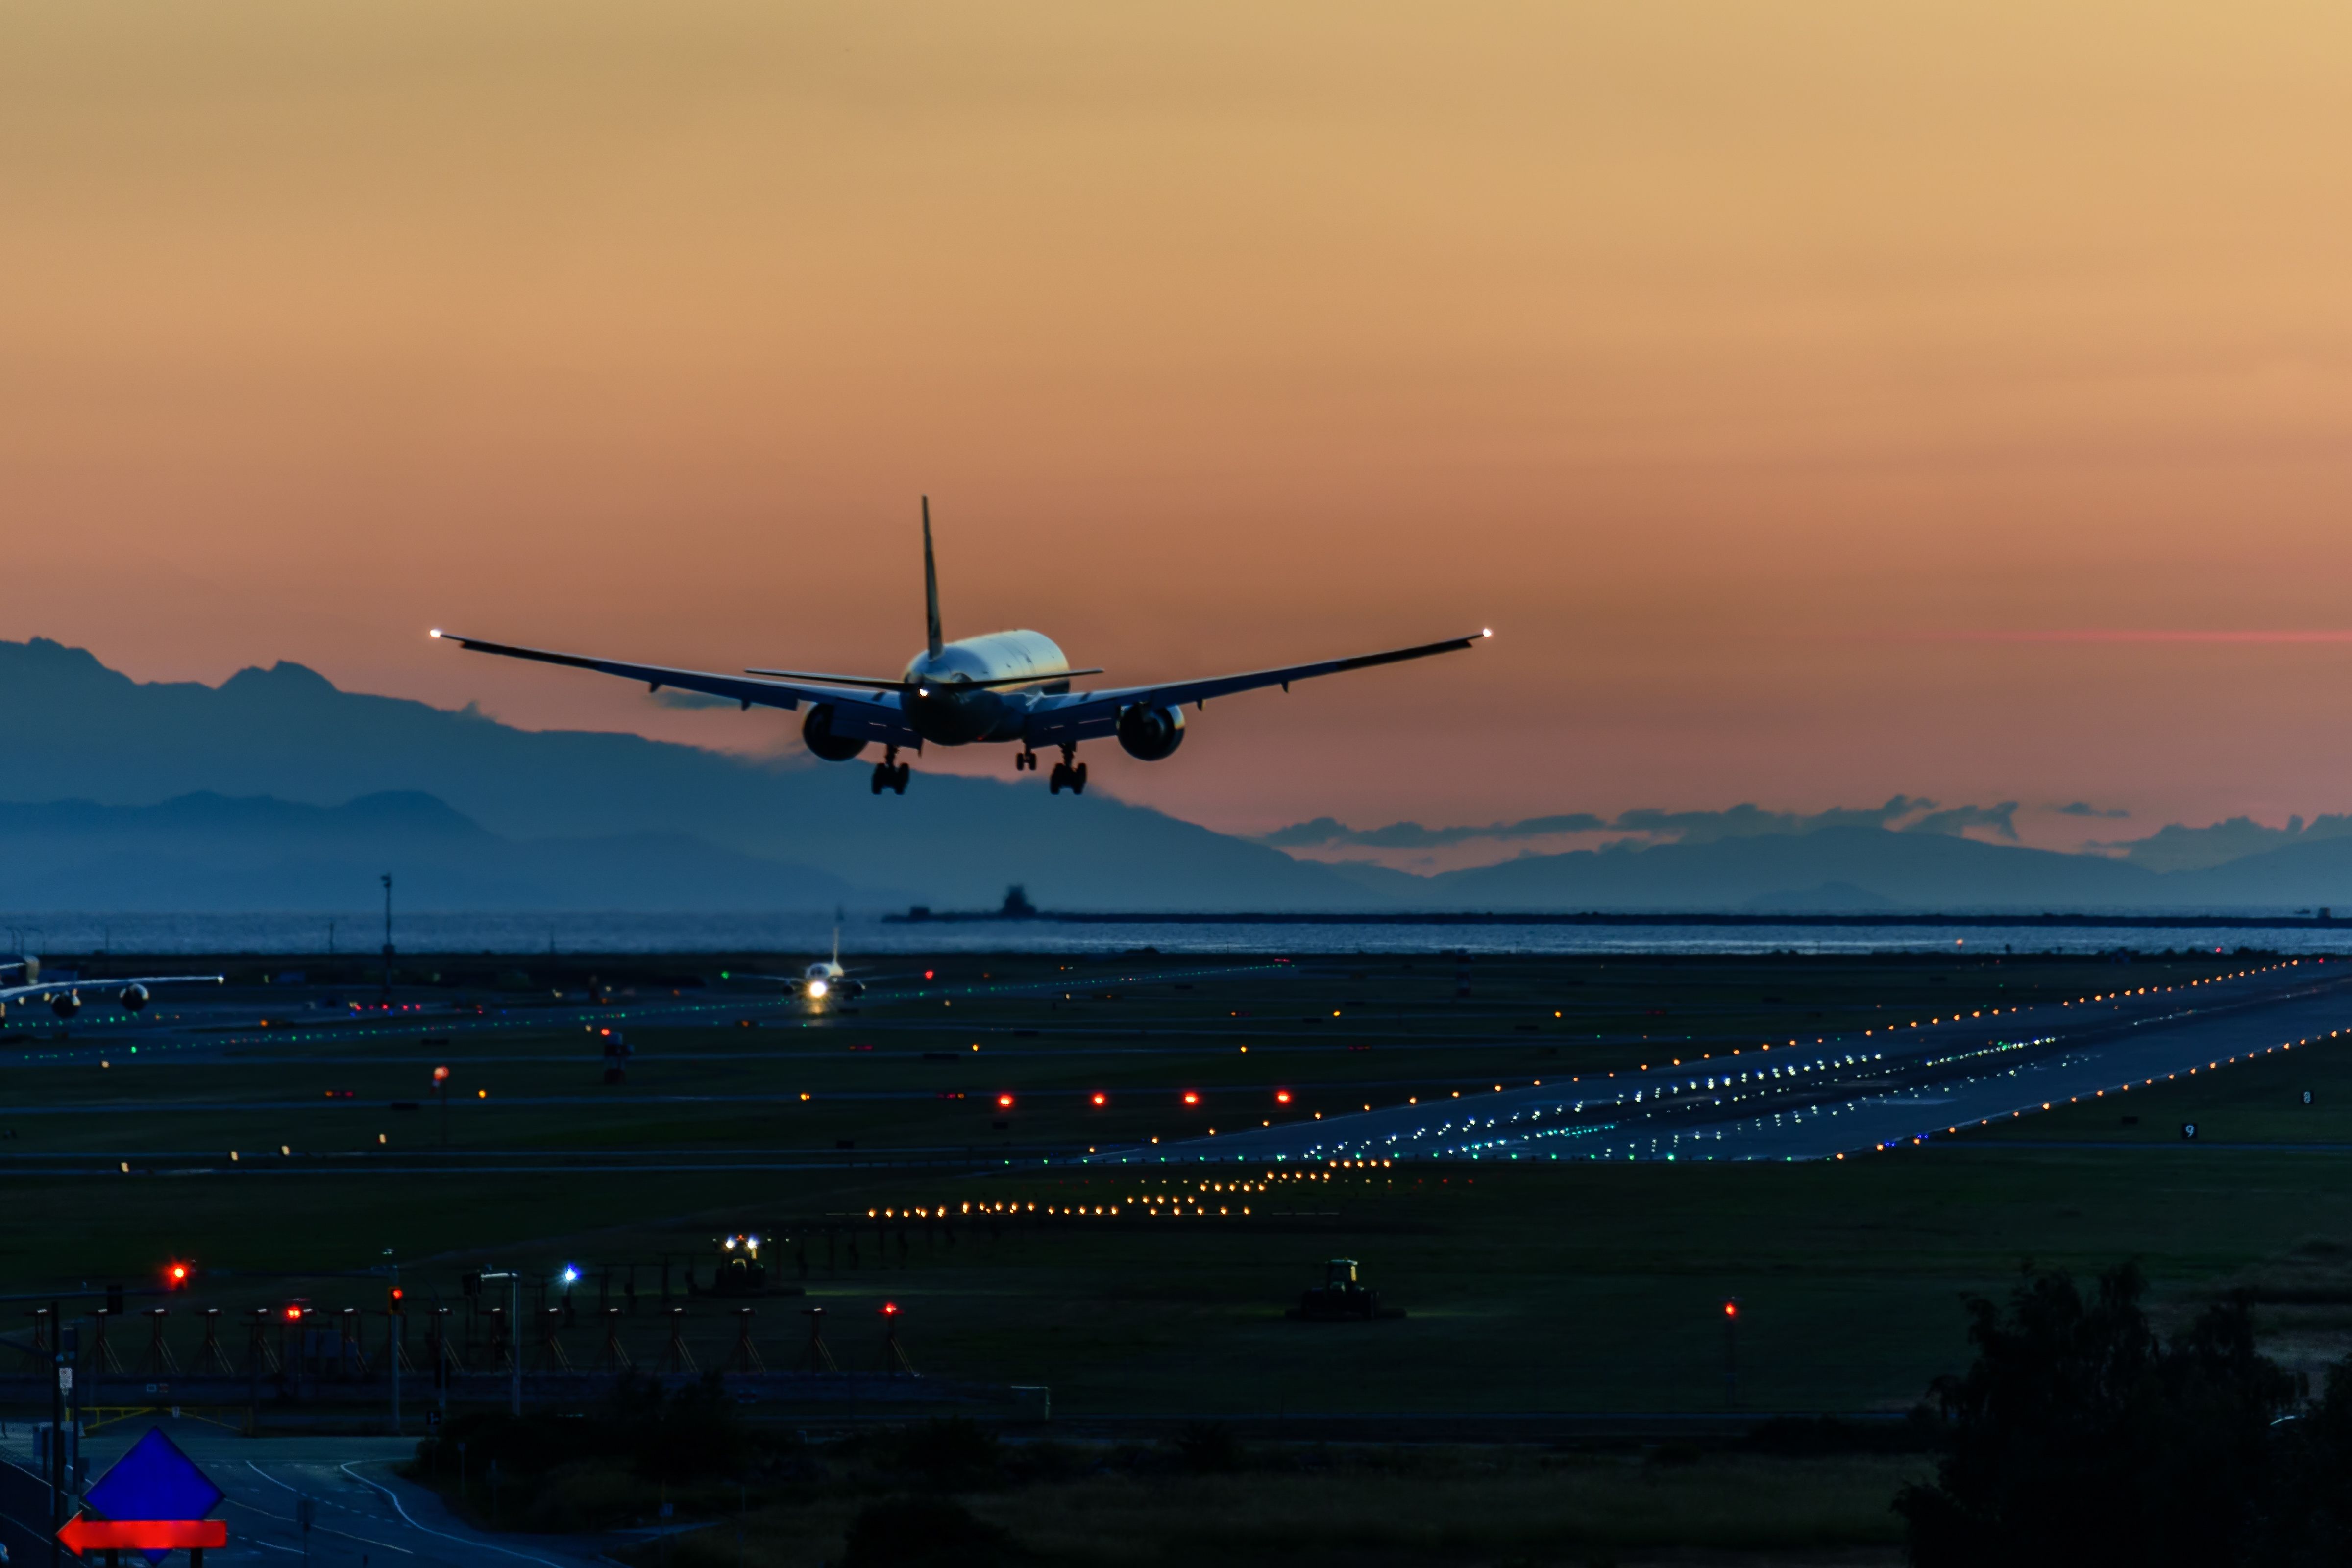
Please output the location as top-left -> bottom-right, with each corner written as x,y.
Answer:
0,1427 -> 610,1568
1086,959 -> 2352,1165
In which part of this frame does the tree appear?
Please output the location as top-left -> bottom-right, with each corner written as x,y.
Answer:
1897,1263 -> 2296,1567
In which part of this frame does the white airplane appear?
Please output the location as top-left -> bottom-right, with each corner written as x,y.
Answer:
721,929 -> 875,1001
0,957 -> 224,1021
435,499 -> 1488,795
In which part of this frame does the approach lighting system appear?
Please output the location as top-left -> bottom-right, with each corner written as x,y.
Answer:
1090,1092 -> 1107,1106
997,1093 -> 1015,1109
284,1304 -> 303,1322
881,1301 -> 900,1317
1723,1299 -> 1739,1319
560,1265 -> 581,1285
432,1065 -> 450,1085
163,1261 -> 191,1291
1183,1091 -> 1200,1105
1274,1090 -> 1293,1104
388,1286 -> 405,1313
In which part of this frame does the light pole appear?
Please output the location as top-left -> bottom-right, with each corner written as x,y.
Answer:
47,1302 -> 64,1568
479,1270 -> 521,1415
1723,1296 -> 1742,1409
380,874 -> 394,1004
385,1248 -> 400,1436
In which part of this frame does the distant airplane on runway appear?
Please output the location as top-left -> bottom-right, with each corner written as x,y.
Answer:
0,957 -> 223,1021
435,499 -> 1488,795
720,925 -> 894,1003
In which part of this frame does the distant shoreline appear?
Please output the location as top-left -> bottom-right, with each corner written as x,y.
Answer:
888,909 -> 2349,929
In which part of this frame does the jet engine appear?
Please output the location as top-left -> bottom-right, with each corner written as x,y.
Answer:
1116,703 -> 1186,761
118,983 -> 150,1013
801,704 -> 869,762
50,991 -> 81,1020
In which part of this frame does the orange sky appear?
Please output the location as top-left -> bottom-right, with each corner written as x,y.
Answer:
5,1 -> 2352,860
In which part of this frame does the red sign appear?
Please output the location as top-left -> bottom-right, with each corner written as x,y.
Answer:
59,1516 -> 227,1553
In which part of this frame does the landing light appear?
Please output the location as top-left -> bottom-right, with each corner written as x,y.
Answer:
808,980 -> 829,999
429,629 -> 443,639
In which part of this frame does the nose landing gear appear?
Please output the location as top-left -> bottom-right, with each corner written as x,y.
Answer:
871,747 -> 911,795
1047,745 -> 1088,796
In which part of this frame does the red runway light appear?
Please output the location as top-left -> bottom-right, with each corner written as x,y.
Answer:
924,970 -> 935,980
997,1093 -> 1015,1109
1182,1091 -> 1200,1105
1274,1090 -> 1292,1104
1090,1092 -> 1106,1106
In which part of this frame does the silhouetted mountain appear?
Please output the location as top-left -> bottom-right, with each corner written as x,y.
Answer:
0,792 -> 863,912
1411,826 -> 2162,911
13,638 -> 2352,915
0,639 -> 1379,911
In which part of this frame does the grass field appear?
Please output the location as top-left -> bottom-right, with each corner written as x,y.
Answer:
5,946 -> 2348,1419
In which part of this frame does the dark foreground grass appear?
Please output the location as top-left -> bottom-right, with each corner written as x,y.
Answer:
633,1443 -> 1922,1568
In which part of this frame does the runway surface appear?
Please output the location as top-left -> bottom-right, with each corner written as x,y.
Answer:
1086,960 -> 2352,1166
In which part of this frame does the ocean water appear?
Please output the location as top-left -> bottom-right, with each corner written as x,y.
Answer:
2,911 -> 2348,957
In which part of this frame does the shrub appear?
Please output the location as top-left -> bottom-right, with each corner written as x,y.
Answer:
840,1496 -> 1022,1568
1895,1263 -> 2295,1568
894,1418 -> 1001,1488
1170,1421 -> 1244,1474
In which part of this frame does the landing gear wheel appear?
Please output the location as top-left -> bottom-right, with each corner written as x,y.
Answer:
870,763 -> 890,794
1016,749 -> 1037,773
1070,761 -> 1088,795
892,762 -> 911,794
1048,762 -> 1068,794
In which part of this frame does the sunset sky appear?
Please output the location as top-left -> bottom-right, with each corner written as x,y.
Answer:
6,1 -> 2352,861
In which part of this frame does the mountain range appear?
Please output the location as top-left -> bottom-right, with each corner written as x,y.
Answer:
4,636 -> 2350,914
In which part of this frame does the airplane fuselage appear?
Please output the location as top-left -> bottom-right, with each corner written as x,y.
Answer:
902,630 -> 1076,746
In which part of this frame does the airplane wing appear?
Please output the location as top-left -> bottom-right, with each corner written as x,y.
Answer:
1023,630 -> 1490,743
0,975 -> 222,1004
431,632 -> 924,745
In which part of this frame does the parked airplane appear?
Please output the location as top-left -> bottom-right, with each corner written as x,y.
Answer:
435,499 -> 1488,795
0,957 -> 223,1021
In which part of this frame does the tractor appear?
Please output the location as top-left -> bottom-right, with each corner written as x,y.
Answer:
1289,1257 -> 1390,1321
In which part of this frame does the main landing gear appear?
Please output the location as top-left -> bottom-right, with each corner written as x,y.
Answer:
871,747 -> 911,795
1047,744 -> 1088,796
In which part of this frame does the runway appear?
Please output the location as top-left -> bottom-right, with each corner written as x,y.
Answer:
1085,959 -> 2352,1166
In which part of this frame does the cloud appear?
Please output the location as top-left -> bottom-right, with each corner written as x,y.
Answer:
2054,801 -> 2130,819
1901,801 -> 2020,840
1263,795 -> 1958,850
1260,812 -> 1607,849
1610,796 -> 1935,844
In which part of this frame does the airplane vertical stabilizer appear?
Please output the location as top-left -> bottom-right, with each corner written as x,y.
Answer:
922,497 -> 944,659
